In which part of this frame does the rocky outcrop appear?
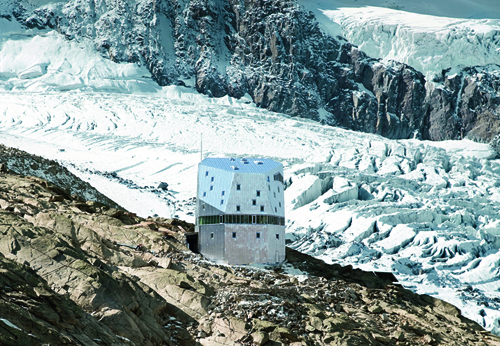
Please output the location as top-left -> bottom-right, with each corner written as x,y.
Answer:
0,144 -> 121,209
6,0 -> 500,143
1,149 -> 500,345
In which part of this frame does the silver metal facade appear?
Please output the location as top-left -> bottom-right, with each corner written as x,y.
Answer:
196,158 -> 285,265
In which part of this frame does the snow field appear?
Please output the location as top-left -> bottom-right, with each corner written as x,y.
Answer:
300,0 -> 500,79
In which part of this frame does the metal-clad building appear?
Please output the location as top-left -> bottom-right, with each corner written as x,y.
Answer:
195,157 -> 285,265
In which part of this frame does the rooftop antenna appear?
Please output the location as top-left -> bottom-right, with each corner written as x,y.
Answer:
200,133 -> 203,162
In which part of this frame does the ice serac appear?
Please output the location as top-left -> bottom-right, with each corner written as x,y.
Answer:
6,0 -> 500,143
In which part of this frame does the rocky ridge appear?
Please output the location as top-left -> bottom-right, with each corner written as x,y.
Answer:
3,0 -> 500,142
1,150 -> 500,345
0,144 -> 121,209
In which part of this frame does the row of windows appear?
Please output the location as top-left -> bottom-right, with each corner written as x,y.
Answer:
205,170 -> 283,183
205,187 -> 280,195
210,232 -> 280,240
202,203 -> 282,211
198,215 -> 285,226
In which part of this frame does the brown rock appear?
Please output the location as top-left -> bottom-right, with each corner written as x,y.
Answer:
369,305 -> 383,313
49,195 -> 65,202
251,331 -> 269,345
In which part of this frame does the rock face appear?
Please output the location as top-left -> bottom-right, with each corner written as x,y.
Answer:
1,148 -> 500,345
5,0 -> 500,142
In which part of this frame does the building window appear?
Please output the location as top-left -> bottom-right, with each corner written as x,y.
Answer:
260,205 -> 264,212
203,192 -> 206,197
210,233 -> 214,239
279,202 -> 281,207
275,207 -> 277,212
221,199 -> 224,205
268,185 -> 270,191
256,190 -> 260,197
236,205 -> 240,212
278,187 -> 280,192
236,184 -> 241,190
267,176 -> 270,182
274,172 -> 284,183
211,177 -> 214,182
221,191 -> 225,196
274,192 -> 276,198
252,199 -> 256,206
256,232 -> 261,239
202,204 -> 206,210
205,171 -> 209,176
276,234 -> 279,240
232,232 -> 237,239
210,186 -> 213,191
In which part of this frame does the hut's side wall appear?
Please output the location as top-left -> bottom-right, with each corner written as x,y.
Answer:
198,224 -> 225,263
266,225 -> 286,264
224,224 -> 268,265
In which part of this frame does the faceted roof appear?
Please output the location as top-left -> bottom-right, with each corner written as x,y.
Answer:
200,157 -> 281,173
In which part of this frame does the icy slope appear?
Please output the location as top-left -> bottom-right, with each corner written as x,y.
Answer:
301,0 -> 500,79
0,19 -> 157,93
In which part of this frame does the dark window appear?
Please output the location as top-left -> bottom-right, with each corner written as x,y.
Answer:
221,199 -> 224,205
275,207 -> 277,213
279,202 -> 281,207
219,215 -> 223,223
202,204 -> 205,210
256,232 -> 261,239
278,187 -> 280,192
203,192 -> 206,197
274,172 -> 283,183
210,233 -> 214,239
252,215 -> 256,224
221,191 -> 225,196
267,176 -> 270,182
256,190 -> 260,197
274,192 -> 276,198
232,232 -> 236,239
276,234 -> 279,240
236,205 -> 240,212
242,215 -> 250,224
236,184 -> 241,190
260,205 -> 264,212
210,186 -> 213,191
211,177 -> 214,182
205,171 -> 209,176
252,199 -> 256,206
268,185 -> 270,191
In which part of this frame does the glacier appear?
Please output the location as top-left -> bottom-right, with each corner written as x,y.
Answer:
2,1 -> 500,337
301,0 -> 500,79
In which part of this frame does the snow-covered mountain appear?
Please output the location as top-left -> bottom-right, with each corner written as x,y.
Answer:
2,0 -> 500,142
302,0 -> 500,80
2,0 -> 500,337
